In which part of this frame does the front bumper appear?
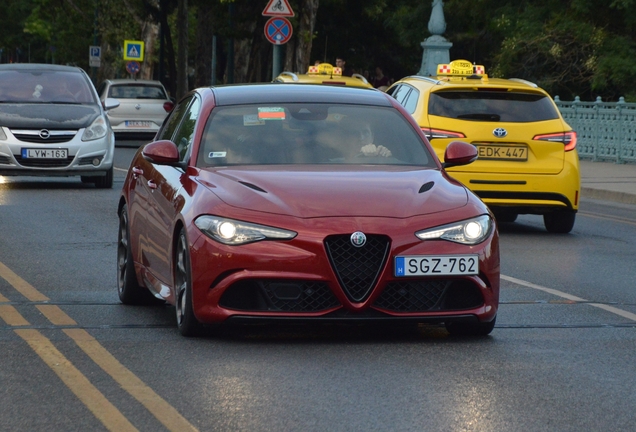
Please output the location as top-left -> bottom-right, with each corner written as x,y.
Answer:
185,219 -> 500,326
0,127 -> 114,177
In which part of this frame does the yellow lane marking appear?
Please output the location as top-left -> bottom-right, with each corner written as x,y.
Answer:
65,328 -> 198,432
15,329 -> 138,432
502,274 -> 636,322
37,304 -> 77,326
115,167 -> 128,173
0,263 -> 199,432
0,305 -> 30,326
0,262 -> 49,301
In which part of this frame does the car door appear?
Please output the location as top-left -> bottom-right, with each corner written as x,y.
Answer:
142,94 -> 201,287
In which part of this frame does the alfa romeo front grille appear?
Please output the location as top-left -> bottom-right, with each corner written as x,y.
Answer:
324,234 -> 390,302
11,129 -> 77,144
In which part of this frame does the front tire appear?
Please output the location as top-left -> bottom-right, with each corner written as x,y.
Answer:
493,210 -> 518,223
543,211 -> 576,233
94,167 -> 114,189
175,228 -> 203,337
445,317 -> 496,336
117,205 -> 155,304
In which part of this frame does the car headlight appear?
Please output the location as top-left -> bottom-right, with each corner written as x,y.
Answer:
0,127 -> 7,141
415,215 -> 493,245
81,115 -> 108,141
194,216 -> 297,245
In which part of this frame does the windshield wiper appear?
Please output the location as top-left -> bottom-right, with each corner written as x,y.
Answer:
456,113 -> 501,121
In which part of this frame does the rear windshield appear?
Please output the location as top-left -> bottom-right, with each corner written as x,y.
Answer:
108,84 -> 167,100
0,70 -> 96,104
196,103 -> 434,167
428,91 -> 559,122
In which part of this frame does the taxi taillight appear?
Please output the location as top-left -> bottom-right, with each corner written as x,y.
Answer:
163,101 -> 175,113
421,127 -> 466,140
533,131 -> 577,151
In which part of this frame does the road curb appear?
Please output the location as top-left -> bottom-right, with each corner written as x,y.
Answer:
581,187 -> 636,205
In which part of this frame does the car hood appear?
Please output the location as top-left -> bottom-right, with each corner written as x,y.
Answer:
197,166 -> 468,218
0,103 -> 100,129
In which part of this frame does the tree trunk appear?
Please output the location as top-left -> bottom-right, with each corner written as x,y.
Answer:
284,0 -> 319,73
194,4 -> 214,87
176,0 -> 189,99
140,19 -> 159,80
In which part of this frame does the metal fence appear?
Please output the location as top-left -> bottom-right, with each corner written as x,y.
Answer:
554,96 -> 636,163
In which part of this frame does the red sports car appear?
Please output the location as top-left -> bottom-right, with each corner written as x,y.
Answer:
117,84 -> 500,337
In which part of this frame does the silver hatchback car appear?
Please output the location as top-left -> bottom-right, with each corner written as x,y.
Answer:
97,79 -> 174,139
0,63 -> 118,188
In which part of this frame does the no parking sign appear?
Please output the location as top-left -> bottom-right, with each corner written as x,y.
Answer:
264,17 -> 293,45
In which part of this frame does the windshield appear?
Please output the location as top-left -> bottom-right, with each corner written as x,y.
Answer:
0,70 -> 96,104
196,103 -> 435,167
428,90 -> 559,122
108,84 -> 167,99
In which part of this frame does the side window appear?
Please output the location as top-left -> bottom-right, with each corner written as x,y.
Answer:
402,87 -> 420,114
391,85 -> 411,105
156,95 -> 194,142
172,96 -> 201,162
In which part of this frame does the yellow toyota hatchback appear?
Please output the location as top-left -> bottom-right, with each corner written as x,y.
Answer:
387,60 -> 580,233
274,63 -> 373,89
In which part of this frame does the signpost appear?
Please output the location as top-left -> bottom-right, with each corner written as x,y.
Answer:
89,46 -> 101,68
123,40 -> 144,62
262,0 -> 295,17
262,0 -> 295,79
126,61 -> 141,77
264,17 -> 293,45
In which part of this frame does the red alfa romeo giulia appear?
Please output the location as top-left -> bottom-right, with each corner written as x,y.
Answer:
117,83 -> 500,337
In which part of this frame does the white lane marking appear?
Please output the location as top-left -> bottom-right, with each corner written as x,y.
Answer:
114,167 -> 128,173
502,274 -> 636,322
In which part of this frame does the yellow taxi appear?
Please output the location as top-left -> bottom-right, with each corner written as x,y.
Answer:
387,59 -> 580,233
274,63 -> 373,89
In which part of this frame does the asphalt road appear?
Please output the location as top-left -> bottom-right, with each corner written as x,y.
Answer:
0,142 -> 635,431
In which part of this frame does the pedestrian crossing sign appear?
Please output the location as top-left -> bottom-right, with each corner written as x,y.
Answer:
123,40 -> 144,61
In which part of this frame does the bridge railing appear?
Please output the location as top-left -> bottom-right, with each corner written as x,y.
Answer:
554,96 -> 636,163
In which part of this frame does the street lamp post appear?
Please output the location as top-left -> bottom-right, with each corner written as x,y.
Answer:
418,0 -> 453,77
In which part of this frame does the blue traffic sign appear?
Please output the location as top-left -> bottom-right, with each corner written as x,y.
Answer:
264,17 -> 293,45
123,40 -> 144,61
126,61 -> 140,75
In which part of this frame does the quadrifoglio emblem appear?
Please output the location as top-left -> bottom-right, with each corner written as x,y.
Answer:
350,231 -> 367,247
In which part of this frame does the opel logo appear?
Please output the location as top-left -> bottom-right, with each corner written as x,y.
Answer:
493,127 -> 507,138
350,231 -> 367,248
135,104 -> 141,110
39,129 -> 51,139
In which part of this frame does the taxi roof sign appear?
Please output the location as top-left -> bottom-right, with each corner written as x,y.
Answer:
437,59 -> 486,77
307,63 -> 342,76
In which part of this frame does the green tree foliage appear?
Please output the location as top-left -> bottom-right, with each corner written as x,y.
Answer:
3,0 -> 636,100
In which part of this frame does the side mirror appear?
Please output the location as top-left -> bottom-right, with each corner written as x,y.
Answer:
142,140 -> 181,165
103,97 -> 120,111
442,141 -> 478,168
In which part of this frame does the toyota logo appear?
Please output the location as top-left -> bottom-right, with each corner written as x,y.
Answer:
493,128 -> 507,138
350,231 -> 367,248
39,129 -> 51,139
